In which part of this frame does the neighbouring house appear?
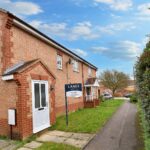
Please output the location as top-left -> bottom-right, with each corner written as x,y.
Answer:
115,80 -> 136,97
99,80 -> 135,97
0,9 -> 99,139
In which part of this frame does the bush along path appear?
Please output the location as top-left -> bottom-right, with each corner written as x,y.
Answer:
135,41 -> 150,150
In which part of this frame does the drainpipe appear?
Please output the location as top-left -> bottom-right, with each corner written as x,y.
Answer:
66,58 -> 71,84
81,64 -> 85,105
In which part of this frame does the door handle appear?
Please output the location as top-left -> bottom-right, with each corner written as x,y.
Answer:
38,108 -> 44,111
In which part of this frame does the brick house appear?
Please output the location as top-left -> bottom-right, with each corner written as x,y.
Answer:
0,9 -> 99,139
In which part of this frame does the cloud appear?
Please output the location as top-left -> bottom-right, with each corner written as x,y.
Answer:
30,20 -> 100,41
71,21 -> 99,40
73,49 -> 88,57
137,3 -> 150,16
92,46 -> 109,52
30,20 -> 136,41
98,22 -> 136,34
0,0 -> 43,16
30,20 -> 67,37
91,40 -> 142,60
71,0 -> 85,6
94,0 -> 114,4
94,0 -> 133,11
135,3 -> 150,20
110,13 -> 121,19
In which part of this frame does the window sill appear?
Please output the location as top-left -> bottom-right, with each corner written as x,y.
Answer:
73,70 -> 79,73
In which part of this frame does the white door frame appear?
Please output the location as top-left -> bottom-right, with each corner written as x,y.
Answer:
32,80 -> 50,133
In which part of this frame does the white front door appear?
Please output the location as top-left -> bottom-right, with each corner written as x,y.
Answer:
32,80 -> 50,133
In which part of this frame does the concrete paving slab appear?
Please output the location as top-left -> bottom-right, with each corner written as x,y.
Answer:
0,140 -> 9,148
64,138 -> 88,148
71,133 -> 93,140
17,147 -> 32,150
24,141 -> 42,149
46,131 -> 73,138
36,130 -> 94,148
2,144 -> 17,150
37,134 -> 67,143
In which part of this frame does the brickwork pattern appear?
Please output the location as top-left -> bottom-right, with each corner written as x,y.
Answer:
0,12 -> 97,139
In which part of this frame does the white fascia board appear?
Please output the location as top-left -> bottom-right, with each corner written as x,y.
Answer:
13,20 -> 95,66
2,75 -> 14,81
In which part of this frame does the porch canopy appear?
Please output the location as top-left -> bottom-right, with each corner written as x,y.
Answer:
84,78 -> 99,101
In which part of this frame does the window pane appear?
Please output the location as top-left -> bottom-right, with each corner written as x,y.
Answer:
34,83 -> 40,108
57,55 -> 62,69
73,60 -> 79,71
41,84 -> 46,107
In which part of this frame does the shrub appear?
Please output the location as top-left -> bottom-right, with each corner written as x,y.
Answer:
135,43 -> 150,137
99,95 -> 104,102
130,93 -> 138,103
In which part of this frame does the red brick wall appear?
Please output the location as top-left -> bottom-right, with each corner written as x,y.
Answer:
0,12 -> 18,138
0,11 -> 97,138
11,26 -> 96,115
12,62 -> 56,139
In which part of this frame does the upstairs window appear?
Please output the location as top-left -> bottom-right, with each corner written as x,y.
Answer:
73,59 -> 79,72
57,54 -> 62,70
88,67 -> 92,76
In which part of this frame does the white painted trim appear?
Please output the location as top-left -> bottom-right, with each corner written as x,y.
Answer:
13,19 -> 96,69
93,79 -> 99,87
2,75 -> 14,80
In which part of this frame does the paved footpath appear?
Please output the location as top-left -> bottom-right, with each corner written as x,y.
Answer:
84,101 -> 144,150
0,140 -> 17,150
17,131 -> 94,150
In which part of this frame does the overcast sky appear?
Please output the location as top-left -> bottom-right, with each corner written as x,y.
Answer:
1,0 -> 150,77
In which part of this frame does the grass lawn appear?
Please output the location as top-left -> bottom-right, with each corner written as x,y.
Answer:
50,99 -> 124,133
35,142 -> 80,150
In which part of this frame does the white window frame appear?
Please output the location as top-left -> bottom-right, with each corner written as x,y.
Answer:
57,54 -> 63,70
73,59 -> 79,72
88,67 -> 92,76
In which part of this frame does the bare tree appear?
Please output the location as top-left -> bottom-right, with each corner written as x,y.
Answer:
100,70 -> 129,95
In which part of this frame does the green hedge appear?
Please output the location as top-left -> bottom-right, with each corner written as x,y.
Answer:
130,93 -> 138,103
135,43 -> 150,150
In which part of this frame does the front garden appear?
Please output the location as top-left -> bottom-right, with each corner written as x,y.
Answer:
50,99 -> 124,133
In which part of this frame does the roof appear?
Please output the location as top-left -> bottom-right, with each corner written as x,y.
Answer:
85,77 -> 99,87
3,59 -> 56,79
3,59 -> 38,76
0,8 -> 97,70
85,78 -> 97,85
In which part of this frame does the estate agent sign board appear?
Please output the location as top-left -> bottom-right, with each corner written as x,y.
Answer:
64,83 -> 82,126
65,83 -> 82,98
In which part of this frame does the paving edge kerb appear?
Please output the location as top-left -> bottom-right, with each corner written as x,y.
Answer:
82,134 -> 96,149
